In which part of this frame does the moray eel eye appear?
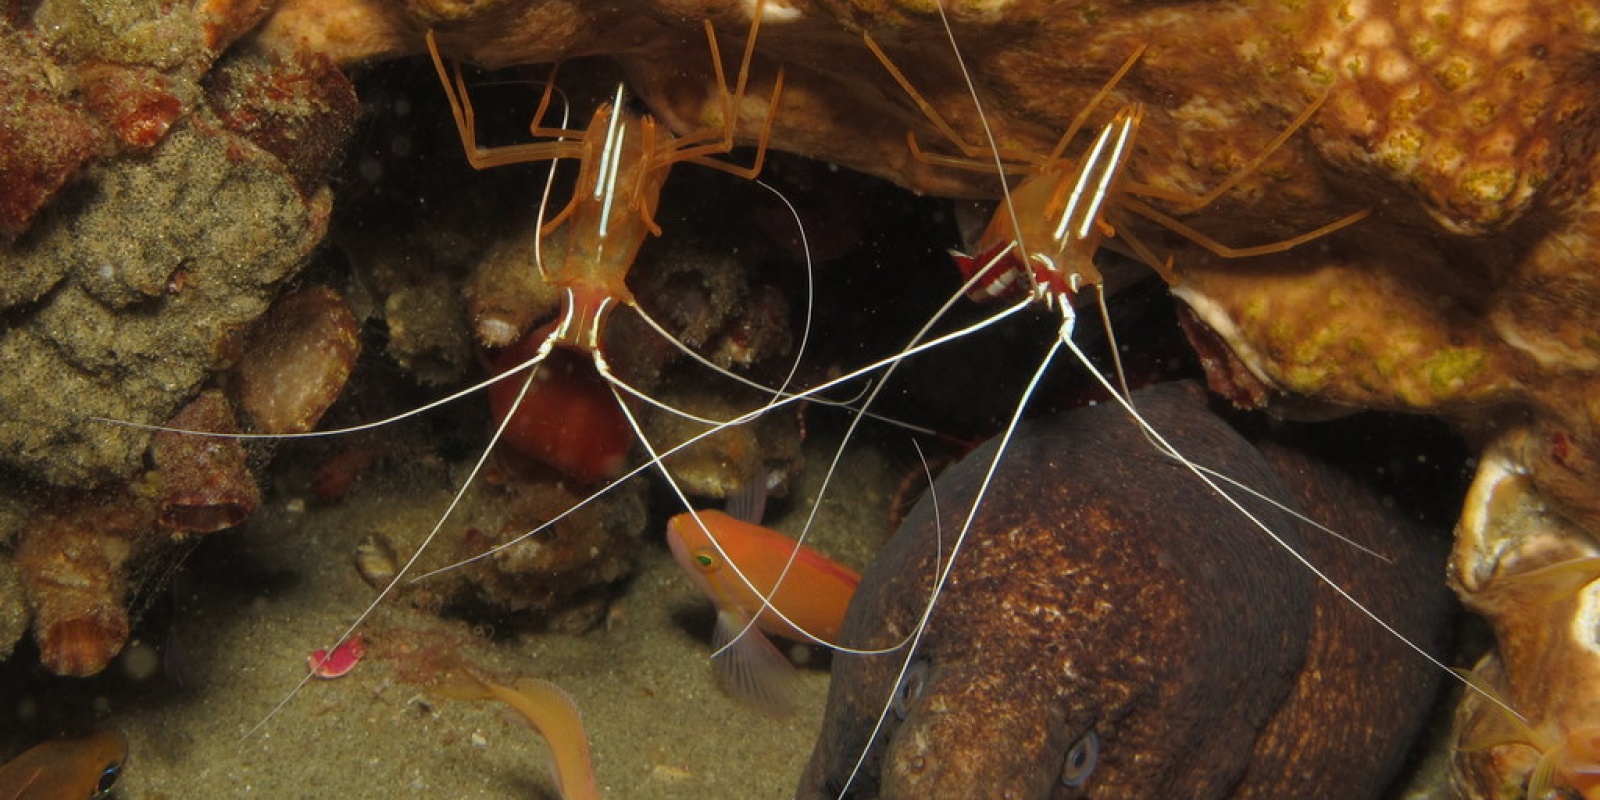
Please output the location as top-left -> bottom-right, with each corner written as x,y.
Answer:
1061,729 -> 1100,788
890,659 -> 929,719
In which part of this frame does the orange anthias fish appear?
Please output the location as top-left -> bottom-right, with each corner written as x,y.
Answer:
0,730 -> 126,800
665,509 -> 861,716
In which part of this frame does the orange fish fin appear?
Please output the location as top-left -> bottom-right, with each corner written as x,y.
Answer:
712,608 -> 803,719
1502,556 -> 1600,605
1528,744 -> 1563,800
1452,667 -> 1545,754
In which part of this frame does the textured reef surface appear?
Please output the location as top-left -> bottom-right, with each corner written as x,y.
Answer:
4,0 -> 1600,797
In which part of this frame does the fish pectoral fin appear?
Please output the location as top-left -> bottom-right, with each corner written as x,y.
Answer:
711,608 -> 803,719
1502,556 -> 1600,605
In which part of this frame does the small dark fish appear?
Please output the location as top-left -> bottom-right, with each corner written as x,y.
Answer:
798,381 -> 1450,799
0,730 -> 126,800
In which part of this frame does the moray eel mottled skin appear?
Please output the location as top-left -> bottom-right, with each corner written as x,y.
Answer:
798,382 -> 1450,800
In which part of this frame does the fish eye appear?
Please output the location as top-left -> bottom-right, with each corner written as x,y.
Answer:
94,760 -> 123,796
692,549 -> 717,571
890,659 -> 929,719
1061,729 -> 1099,788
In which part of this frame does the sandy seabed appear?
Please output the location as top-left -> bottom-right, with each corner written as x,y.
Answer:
3,421 -> 899,800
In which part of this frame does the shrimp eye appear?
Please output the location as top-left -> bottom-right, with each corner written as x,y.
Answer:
94,760 -> 123,796
1061,729 -> 1099,788
890,659 -> 929,719
693,550 -> 717,571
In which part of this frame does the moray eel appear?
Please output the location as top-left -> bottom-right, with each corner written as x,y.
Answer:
798,382 -> 1450,799
0,730 -> 126,800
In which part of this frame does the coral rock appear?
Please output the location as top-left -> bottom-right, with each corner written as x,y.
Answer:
15,490 -> 157,677
232,285 -> 362,435
0,28 -> 108,239
146,390 -> 262,533
0,1 -> 357,488
0,119 -> 331,486
405,461 -> 649,632
204,43 -> 360,196
78,62 -> 185,150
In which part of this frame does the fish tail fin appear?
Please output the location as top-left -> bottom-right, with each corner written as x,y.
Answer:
1528,744 -> 1563,800
712,608 -> 803,719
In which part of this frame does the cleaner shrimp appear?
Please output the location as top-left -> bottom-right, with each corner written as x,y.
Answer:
765,9 -> 1534,799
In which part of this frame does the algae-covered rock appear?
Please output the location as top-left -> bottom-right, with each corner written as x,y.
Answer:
0,120 -> 328,486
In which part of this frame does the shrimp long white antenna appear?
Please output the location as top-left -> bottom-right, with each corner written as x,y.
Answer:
929,3 -> 1030,289
627,301 -> 943,437
623,178 -> 817,406
837,310 -> 1066,792
709,252 -> 1036,654
1090,273 -> 1392,563
1056,324 -> 1523,723
530,81 -> 573,280
89,364 -> 553,441
609,377 -> 936,662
